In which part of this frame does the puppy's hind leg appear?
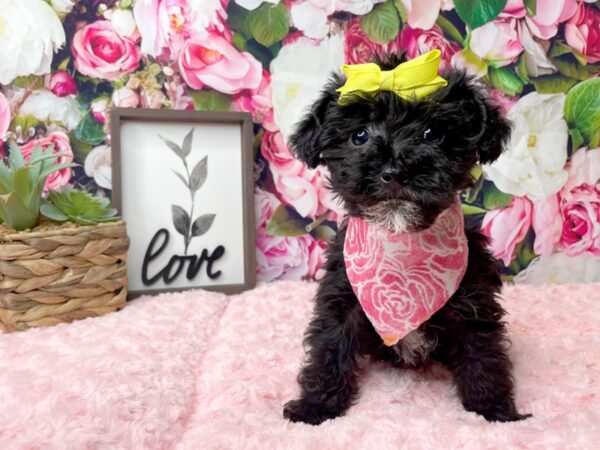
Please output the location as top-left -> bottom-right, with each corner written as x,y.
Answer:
283,301 -> 368,425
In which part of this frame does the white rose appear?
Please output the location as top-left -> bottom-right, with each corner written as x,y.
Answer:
50,0 -> 76,16
514,252 -> 600,284
335,0 -> 383,15
235,0 -> 280,11
290,2 -> 331,40
519,23 -> 556,78
19,89 -> 83,130
0,0 -> 65,85
483,92 -> 568,200
85,145 -> 112,190
270,34 -> 344,140
112,87 -> 139,108
110,9 -> 137,39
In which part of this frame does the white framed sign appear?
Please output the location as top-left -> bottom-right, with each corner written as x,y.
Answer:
111,109 -> 256,297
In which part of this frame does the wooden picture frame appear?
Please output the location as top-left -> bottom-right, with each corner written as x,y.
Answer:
110,108 -> 256,298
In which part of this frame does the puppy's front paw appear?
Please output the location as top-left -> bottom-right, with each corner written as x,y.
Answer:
283,398 -> 341,425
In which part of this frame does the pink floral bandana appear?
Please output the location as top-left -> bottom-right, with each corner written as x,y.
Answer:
344,201 -> 469,346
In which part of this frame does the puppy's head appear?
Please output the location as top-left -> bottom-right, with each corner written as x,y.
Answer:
290,62 -> 511,232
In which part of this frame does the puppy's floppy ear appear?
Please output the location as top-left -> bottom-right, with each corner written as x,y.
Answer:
289,82 -> 338,169
441,71 -> 512,164
471,88 -> 512,164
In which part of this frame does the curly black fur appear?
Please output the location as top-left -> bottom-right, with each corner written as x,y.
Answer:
283,65 -> 531,425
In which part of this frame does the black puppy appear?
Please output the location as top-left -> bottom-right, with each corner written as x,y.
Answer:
283,59 -> 531,425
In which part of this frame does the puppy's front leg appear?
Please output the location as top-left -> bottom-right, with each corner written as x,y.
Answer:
283,301 -> 366,425
435,323 -> 531,422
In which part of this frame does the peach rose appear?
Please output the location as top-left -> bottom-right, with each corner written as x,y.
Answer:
178,32 -> 262,94
72,21 -> 140,81
112,87 -> 139,108
20,131 -> 73,193
482,197 -> 533,266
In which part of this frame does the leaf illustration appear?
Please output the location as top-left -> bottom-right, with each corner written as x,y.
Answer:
173,170 -> 188,188
160,135 -> 184,158
172,205 -> 190,237
181,128 -> 194,157
191,214 -> 216,237
190,156 -> 208,192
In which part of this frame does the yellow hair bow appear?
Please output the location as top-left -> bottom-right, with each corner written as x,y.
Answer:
336,49 -> 448,105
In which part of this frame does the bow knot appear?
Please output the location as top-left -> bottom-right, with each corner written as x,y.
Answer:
336,50 -> 448,105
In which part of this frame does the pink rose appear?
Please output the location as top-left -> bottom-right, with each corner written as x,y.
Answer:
20,131 -> 73,193
72,21 -> 140,81
400,0 -> 442,30
532,148 -> 600,257
482,197 -> 533,266
112,87 -> 139,108
255,188 -> 315,281
395,25 -> 460,71
559,185 -> 600,256
565,3 -> 600,63
165,78 -> 194,110
489,89 -> 518,115
0,92 -> 10,141
275,172 -> 320,218
344,18 -> 391,64
532,195 -> 562,257
470,18 -> 523,67
91,97 -> 109,124
557,148 -> 600,255
261,131 -> 304,178
133,0 -> 228,57
233,70 -> 276,131
310,167 -> 346,224
178,33 -> 262,94
49,71 -> 77,97
503,0 -> 578,39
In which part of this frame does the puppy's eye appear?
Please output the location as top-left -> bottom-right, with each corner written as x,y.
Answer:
351,128 -> 370,146
423,128 -> 444,143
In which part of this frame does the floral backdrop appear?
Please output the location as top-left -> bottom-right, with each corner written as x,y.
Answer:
1,0 -> 600,284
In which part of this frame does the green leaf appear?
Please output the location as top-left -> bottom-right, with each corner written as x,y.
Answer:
11,75 -> 45,90
465,169 -> 485,204
0,192 -> 38,230
461,204 -> 487,215
515,54 -> 530,82
312,224 -> 336,241
40,202 -> 69,222
12,167 -> 33,206
8,144 -> 26,169
74,113 -> 105,146
483,183 -> 514,210
247,3 -> 289,48
393,0 -> 408,21
489,67 -> 524,96
552,54 -> 600,81
436,14 -> 465,45
227,2 -> 252,38
189,90 -> 232,112
564,78 -> 600,148
523,0 -> 536,16
360,0 -> 400,44
266,204 -> 310,237
232,32 -> 247,51
454,0 -> 507,29
569,128 -> 584,150
531,74 -> 577,94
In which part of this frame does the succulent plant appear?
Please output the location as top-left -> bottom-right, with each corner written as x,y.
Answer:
41,188 -> 119,225
0,144 -> 74,231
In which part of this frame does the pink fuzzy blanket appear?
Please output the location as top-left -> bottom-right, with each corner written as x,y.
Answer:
1,282 -> 599,449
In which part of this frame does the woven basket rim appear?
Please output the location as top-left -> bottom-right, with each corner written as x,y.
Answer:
0,220 -> 127,242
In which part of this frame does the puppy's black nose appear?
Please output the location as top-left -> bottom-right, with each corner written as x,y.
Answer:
380,167 -> 401,184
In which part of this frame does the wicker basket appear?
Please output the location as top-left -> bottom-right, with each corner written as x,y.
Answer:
0,220 -> 129,332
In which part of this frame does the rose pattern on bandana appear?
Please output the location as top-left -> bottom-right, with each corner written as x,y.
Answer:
344,201 -> 469,346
